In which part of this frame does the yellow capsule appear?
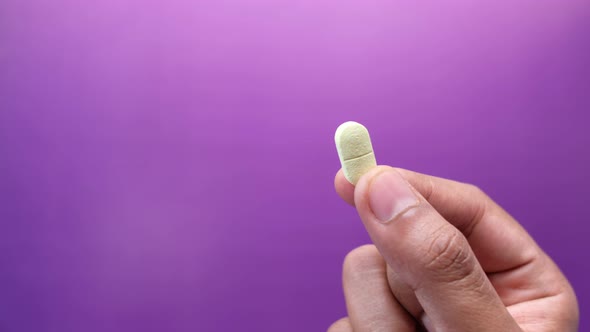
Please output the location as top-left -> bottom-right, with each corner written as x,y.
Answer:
335,121 -> 377,185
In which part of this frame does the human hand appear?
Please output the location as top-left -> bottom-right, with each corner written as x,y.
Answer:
328,166 -> 578,332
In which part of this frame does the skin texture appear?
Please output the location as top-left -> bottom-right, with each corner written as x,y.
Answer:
328,166 -> 578,332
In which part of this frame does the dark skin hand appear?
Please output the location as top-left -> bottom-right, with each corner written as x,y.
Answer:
328,166 -> 578,332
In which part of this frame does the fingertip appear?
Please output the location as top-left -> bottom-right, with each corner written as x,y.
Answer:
352,165 -> 396,208
335,169 -> 355,206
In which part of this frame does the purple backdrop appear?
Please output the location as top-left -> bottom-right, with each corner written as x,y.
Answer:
1,0 -> 589,331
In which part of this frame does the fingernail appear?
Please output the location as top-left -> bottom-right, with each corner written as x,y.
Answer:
368,170 -> 420,223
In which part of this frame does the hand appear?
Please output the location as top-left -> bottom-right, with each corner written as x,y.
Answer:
328,166 -> 578,332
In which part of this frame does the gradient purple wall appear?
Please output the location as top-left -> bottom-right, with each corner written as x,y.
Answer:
1,1 -> 589,331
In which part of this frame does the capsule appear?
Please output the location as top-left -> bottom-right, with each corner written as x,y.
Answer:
335,121 -> 377,185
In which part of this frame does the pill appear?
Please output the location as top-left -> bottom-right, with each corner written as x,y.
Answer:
335,121 -> 377,185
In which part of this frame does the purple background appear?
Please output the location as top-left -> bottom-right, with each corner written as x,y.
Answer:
1,0 -> 589,331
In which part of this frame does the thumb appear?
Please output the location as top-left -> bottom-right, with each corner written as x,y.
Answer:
354,166 -> 520,332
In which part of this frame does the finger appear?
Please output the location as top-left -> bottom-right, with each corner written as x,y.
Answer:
334,168 -> 430,322
327,317 -> 353,332
335,169 -> 355,206
354,167 -> 520,331
386,265 -> 422,319
342,245 -> 416,332
335,167 -> 539,273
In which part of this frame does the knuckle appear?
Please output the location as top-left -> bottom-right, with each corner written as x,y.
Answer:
466,183 -> 483,194
465,183 -> 488,201
342,245 -> 382,280
459,183 -> 490,237
422,228 -> 475,282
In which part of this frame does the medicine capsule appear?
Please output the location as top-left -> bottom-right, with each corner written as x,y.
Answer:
334,121 -> 377,185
